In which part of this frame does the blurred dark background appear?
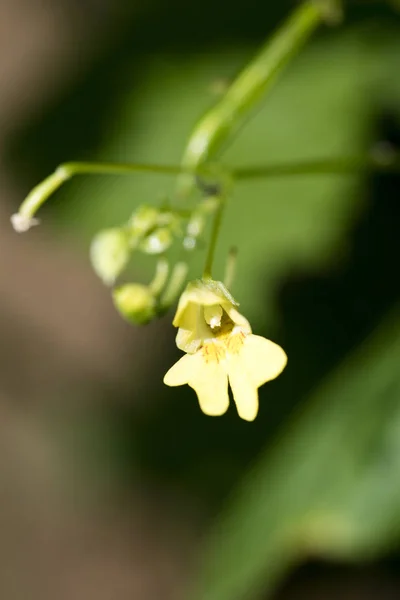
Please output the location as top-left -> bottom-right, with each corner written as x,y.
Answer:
2,0 -> 400,599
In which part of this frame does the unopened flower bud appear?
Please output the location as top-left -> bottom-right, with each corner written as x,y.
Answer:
200,196 -> 220,214
129,205 -> 159,237
187,213 -> 205,238
140,227 -> 173,254
90,228 -> 130,286
112,284 -> 156,325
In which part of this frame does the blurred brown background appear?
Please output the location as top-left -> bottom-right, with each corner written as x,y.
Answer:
0,2 -> 197,598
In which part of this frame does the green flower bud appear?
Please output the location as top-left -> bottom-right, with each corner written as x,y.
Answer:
157,211 -> 181,233
187,213 -> 205,238
200,196 -> 220,214
90,228 -> 130,286
112,284 -> 156,325
129,205 -> 159,237
139,227 -> 173,254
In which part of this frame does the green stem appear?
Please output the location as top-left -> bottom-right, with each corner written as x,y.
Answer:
10,161 -> 184,232
11,152 -> 400,233
160,262 -> 189,311
203,196 -> 225,279
57,161 -> 182,177
224,246 -> 238,290
235,154 -> 400,180
178,0 -> 332,195
149,257 -> 170,296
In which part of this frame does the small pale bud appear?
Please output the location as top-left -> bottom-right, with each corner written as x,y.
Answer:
90,228 -> 130,286
140,227 -> 173,254
11,213 -> 40,233
187,213 -> 205,238
183,236 -> 196,250
112,284 -> 156,325
157,211 -> 181,234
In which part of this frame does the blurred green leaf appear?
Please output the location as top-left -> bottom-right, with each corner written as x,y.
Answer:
191,307 -> 400,600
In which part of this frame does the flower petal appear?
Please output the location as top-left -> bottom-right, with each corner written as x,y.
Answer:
173,284 -> 223,327
227,360 -> 259,421
241,334 -> 287,387
164,351 -> 230,417
164,353 -> 197,386
175,327 -> 201,354
223,304 -> 252,333
173,300 -> 201,331
172,279 -> 237,328
175,303 -> 212,353
189,357 -> 229,417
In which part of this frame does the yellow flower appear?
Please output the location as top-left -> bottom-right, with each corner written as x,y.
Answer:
163,279 -> 287,421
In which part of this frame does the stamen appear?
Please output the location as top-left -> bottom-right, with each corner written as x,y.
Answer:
204,304 -> 223,329
209,316 -> 221,328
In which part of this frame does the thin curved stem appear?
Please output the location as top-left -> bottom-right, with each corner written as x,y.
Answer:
149,257 -> 170,296
11,152 -> 400,233
11,161 -> 185,232
234,154 -> 400,180
203,196 -> 225,279
224,246 -> 238,290
59,161 -> 182,176
177,0 -> 334,197
160,262 -> 189,311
